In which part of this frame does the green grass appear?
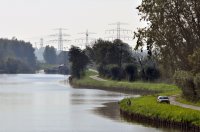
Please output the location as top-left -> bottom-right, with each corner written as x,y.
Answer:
73,70 -> 200,126
38,63 -> 58,70
120,96 -> 200,126
73,70 -> 180,93
176,95 -> 200,107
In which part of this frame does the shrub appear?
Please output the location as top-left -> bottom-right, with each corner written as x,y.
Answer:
124,64 -> 138,81
98,65 -> 110,77
110,65 -> 121,80
174,71 -> 197,101
194,73 -> 200,100
145,66 -> 160,81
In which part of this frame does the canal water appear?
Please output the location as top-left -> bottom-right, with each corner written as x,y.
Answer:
0,74 -> 179,132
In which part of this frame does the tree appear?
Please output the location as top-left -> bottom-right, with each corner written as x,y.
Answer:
188,48 -> 200,73
69,46 -> 89,79
57,51 -> 69,65
110,65 -> 121,80
124,64 -> 138,81
134,0 -> 200,75
145,66 -> 160,81
43,46 -> 57,64
88,39 -> 134,75
0,38 -> 36,73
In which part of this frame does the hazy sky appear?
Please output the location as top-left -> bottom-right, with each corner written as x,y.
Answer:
0,0 -> 144,49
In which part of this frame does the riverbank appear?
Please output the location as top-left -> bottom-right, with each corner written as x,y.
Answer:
69,71 -> 179,95
69,70 -> 200,130
120,96 -> 200,131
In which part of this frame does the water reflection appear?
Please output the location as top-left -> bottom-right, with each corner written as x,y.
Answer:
0,74 -> 181,132
93,102 -> 180,132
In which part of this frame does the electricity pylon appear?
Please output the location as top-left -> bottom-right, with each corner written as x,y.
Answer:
105,22 -> 133,41
34,38 -> 44,49
75,29 -> 96,48
49,28 -> 70,51
40,38 -> 44,48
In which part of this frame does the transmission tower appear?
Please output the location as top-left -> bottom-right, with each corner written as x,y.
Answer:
105,22 -> 133,41
49,28 -> 70,51
34,38 -> 44,49
40,38 -> 44,48
75,29 -> 96,48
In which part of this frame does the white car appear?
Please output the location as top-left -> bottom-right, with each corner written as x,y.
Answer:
157,96 -> 170,104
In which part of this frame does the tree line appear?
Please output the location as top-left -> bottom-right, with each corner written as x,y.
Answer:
69,39 -> 160,81
0,38 -> 36,73
43,45 -> 69,65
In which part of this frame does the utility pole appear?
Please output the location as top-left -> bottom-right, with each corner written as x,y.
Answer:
105,22 -> 133,41
49,28 -> 70,51
75,29 -> 96,48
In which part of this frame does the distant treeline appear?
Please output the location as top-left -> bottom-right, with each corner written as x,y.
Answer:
0,38 -> 36,73
43,45 -> 69,65
69,39 -> 160,81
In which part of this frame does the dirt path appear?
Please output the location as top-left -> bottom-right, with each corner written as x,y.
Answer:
170,95 -> 200,111
90,75 -> 108,82
88,69 -> 200,111
88,69 -> 108,82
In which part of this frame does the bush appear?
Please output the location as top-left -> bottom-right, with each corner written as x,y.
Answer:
98,64 -> 122,80
110,65 -> 121,80
194,73 -> 200,100
174,71 -> 197,101
140,66 -> 160,81
124,64 -> 138,81
98,65 -> 110,77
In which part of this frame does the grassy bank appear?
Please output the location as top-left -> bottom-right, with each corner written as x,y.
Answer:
71,71 -> 179,94
120,96 -> 200,129
70,70 -> 200,129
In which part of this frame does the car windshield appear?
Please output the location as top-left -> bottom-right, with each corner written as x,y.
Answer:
160,97 -> 169,99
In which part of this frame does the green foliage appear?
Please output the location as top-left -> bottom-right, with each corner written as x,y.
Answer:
188,48 -> 200,73
97,65 -> 110,77
43,46 -> 57,64
6,58 -> 18,74
135,0 -> 200,76
87,39 -> 134,67
174,71 -> 198,101
120,96 -> 200,126
194,73 -> 200,100
37,63 -> 57,70
69,46 -> 89,79
124,64 -> 138,81
0,38 -> 36,73
110,65 -> 121,80
145,66 -> 160,81
5,58 -> 32,73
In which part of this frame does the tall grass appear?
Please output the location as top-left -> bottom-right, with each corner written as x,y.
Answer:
120,96 -> 200,126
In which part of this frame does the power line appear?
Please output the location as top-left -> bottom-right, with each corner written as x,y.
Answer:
75,29 -> 96,48
49,28 -> 70,51
105,22 -> 133,41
